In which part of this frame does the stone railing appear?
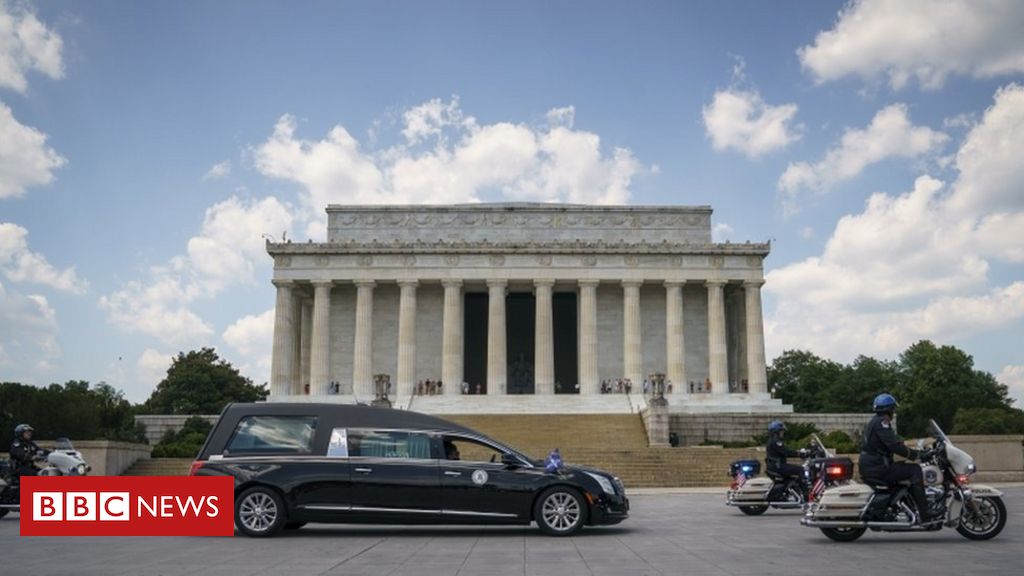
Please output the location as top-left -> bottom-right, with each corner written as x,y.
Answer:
1,440 -> 151,476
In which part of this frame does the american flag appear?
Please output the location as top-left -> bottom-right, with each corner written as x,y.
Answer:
735,471 -> 747,488
809,475 -> 826,502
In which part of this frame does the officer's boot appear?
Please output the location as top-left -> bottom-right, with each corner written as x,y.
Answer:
910,483 -> 933,523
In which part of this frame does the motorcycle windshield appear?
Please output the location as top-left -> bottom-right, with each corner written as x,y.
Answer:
809,434 -> 833,457
929,419 -> 974,475
54,438 -> 75,451
928,420 -> 949,444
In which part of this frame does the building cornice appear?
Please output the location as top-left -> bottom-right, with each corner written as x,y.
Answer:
266,240 -> 770,257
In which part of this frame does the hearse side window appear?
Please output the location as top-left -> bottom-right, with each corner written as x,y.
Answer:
441,435 -> 506,464
348,429 -> 432,459
225,416 -> 317,455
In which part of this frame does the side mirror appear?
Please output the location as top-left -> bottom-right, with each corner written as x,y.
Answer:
501,453 -> 521,468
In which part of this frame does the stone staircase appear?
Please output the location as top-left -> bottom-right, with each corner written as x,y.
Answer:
122,458 -> 192,476
440,414 -> 756,487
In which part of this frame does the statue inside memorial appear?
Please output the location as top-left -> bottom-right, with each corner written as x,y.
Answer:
508,353 -> 533,394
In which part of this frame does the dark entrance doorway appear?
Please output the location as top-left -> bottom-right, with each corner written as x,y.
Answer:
463,293 -> 488,394
553,292 -> 578,393
506,293 -> 535,394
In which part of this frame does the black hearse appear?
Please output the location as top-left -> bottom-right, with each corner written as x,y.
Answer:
192,403 -> 628,537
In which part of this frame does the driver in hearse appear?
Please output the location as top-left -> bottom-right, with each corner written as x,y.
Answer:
859,393 -> 934,524
444,439 -> 460,460
765,420 -> 806,483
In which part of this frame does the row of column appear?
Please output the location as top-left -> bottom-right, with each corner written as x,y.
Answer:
270,278 -> 769,398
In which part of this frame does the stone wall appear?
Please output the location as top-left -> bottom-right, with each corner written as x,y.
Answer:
945,435 -> 1024,482
1,440 -> 151,476
135,414 -> 218,445
671,413 -> 872,446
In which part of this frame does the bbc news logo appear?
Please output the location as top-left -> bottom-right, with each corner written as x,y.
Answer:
21,476 -> 234,536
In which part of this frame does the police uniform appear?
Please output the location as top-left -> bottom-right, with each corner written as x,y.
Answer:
9,437 -> 44,480
765,432 -> 803,481
859,414 -> 931,521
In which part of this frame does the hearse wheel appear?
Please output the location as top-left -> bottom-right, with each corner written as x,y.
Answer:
535,487 -> 587,536
235,486 -> 287,537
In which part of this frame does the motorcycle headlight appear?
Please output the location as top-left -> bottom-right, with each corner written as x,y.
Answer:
76,463 -> 87,475
584,471 -> 616,495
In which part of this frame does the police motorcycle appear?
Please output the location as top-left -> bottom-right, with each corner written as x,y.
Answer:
801,419 -> 1006,542
726,434 -> 854,515
0,438 -> 90,519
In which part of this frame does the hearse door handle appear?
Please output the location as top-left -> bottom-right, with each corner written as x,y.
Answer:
354,467 -> 373,474
444,471 -> 462,477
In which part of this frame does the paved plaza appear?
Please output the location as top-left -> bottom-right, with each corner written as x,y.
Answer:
3,487 -> 1022,576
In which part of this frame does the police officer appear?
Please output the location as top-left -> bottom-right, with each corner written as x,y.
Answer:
9,424 -> 47,481
859,393 -> 934,523
765,420 -> 807,482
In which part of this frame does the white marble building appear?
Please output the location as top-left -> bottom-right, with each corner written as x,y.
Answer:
266,204 -> 789,413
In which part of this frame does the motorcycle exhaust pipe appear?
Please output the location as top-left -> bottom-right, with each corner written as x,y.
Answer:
802,519 -> 915,529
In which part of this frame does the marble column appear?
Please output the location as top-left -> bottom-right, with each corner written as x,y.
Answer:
309,281 -> 332,396
706,279 -> 728,395
665,281 -> 686,394
269,280 -> 295,397
397,280 -> 418,398
290,293 -> 303,395
578,280 -> 599,395
487,279 -> 508,395
744,280 -> 768,395
441,280 -> 464,395
534,279 -> 555,395
298,299 -> 313,395
622,280 -> 643,387
352,280 -> 375,399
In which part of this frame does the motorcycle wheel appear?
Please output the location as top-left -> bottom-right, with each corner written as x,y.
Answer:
820,527 -> 866,542
738,505 -> 768,516
956,496 -> 1006,541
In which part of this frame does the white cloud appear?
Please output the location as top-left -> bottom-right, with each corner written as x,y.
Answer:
998,365 -> 1024,408
223,308 -> 274,383
0,101 -> 66,198
203,160 -> 231,180
253,98 -> 646,238
702,88 -> 801,157
0,1 -> 64,93
100,196 -> 293,346
778,104 -> 947,213
136,348 -> 173,390
766,84 -> 1024,363
799,0 -> 1024,90
0,279 -> 60,374
712,222 -> 734,242
0,222 -> 87,293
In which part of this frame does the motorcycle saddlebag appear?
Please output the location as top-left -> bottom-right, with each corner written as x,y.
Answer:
732,477 -> 773,502
812,482 -> 872,519
729,459 -> 761,479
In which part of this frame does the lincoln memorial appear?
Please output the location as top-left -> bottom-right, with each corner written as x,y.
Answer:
265,203 -> 789,414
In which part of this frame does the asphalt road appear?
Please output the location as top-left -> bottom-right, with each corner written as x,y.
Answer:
2,487 -> 1022,576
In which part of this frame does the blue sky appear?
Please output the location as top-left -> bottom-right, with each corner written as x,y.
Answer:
2,0 -> 1022,404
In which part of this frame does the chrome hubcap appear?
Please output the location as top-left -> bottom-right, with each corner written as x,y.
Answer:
542,492 -> 580,532
239,493 -> 278,533
961,498 -> 998,534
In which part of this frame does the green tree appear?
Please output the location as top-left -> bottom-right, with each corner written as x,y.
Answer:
894,341 -> 1010,436
952,407 -> 1024,434
0,381 -> 144,442
139,348 -> 267,415
768,350 -> 844,412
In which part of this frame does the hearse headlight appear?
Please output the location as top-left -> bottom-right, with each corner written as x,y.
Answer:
584,471 -> 616,495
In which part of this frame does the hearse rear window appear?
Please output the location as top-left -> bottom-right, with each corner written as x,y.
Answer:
348,429 -> 432,459
226,415 -> 317,454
